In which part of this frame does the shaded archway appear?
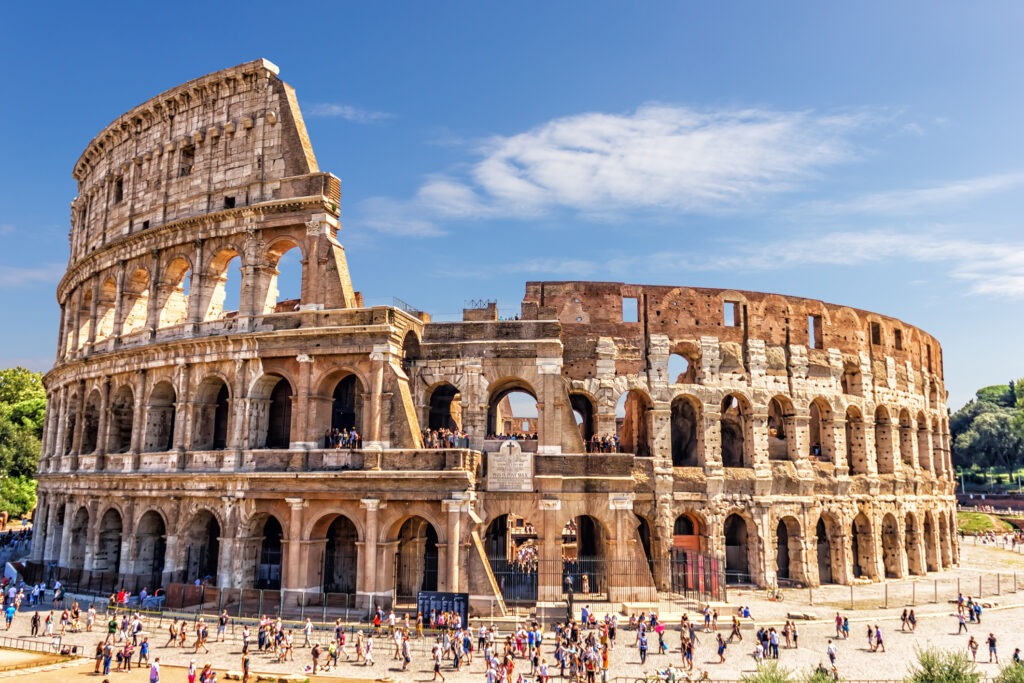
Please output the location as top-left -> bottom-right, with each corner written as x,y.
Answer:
265,377 -> 293,448
63,393 -> 79,455
94,508 -> 123,575
899,409 -> 914,468
200,249 -> 241,322
938,512 -> 952,568
616,390 -> 652,456
331,374 -> 363,433
875,406 -> 895,474
923,511 -> 939,572
636,514 -> 654,568
68,507 -> 89,570
484,514 -> 539,605
721,394 -> 753,467
846,406 -> 868,474
767,397 -> 791,461
815,515 -> 839,585
134,511 -> 167,587
257,516 -> 283,590
81,390 -> 101,454
429,384 -> 462,431
673,514 -> 703,552
724,514 -> 756,584
562,514 -> 606,597
569,393 -> 595,445
851,512 -> 876,580
905,512 -> 924,575
809,398 -> 834,460
670,395 -> 700,466
182,510 -> 220,584
322,515 -> 359,594
881,513 -> 902,578
144,381 -> 176,452
106,385 -> 135,454
917,413 -> 932,472
776,516 -> 805,584
261,241 -> 303,314
193,377 -> 229,450
395,516 -> 439,600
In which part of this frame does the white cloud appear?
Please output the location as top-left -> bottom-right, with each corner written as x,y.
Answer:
0,263 -> 64,287
0,225 -> 13,235
359,104 -> 872,235
308,103 -> 393,124
801,172 -> 1024,217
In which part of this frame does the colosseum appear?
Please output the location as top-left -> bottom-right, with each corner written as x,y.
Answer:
29,59 -> 958,614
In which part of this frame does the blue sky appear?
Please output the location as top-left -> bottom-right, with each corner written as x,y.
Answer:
1,1 -> 1022,410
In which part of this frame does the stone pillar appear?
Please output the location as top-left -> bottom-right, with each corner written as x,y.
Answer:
86,276 -> 100,352
71,381 -> 87,455
365,347 -> 388,449
359,498 -> 382,608
186,239 -> 205,326
173,362 -> 191,454
282,498 -> 307,604
230,359 -> 249,451
57,500 -> 76,567
42,497 -> 63,564
536,357 -> 563,455
28,494 -> 47,563
648,407 -> 671,461
442,497 -> 464,593
53,387 -> 68,462
95,378 -> 112,457
537,498 -> 562,602
750,412 -> 770,473
130,370 -> 148,455
55,305 -> 67,363
111,261 -> 126,344
294,354 -> 315,448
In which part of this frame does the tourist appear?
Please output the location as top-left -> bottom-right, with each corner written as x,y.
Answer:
958,612 -> 969,633
639,629 -> 649,664
968,635 -> 979,661
217,610 -> 230,642
987,633 -> 999,663
826,639 -> 837,668
908,609 -> 917,632
717,633 -> 727,663
874,625 -> 885,653
149,656 -> 160,683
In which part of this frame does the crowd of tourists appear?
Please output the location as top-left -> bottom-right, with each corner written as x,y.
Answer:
422,428 -> 471,449
322,427 -> 362,449
585,434 -> 622,453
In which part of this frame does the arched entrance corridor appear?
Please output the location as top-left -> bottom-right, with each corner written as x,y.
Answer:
670,396 -> 700,466
616,390 -> 652,456
562,515 -> 606,598
851,513 -> 877,580
134,511 -> 167,588
183,510 -> 220,585
257,516 -> 283,589
815,516 -> 837,584
484,514 -> 539,605
395,517 -> 439,602
94,508 -> 123,575
724,514 -> 756,584
322,516 -> 358,595
429,384 -> 462,431
881,513 -> 902,578
775,516 -> 805,584
905,512 -> 924,575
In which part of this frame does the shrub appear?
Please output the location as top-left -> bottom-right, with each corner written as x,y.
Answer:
741,661 -> 795,683
905,647 -> 981,683
993,662 -> 1024,683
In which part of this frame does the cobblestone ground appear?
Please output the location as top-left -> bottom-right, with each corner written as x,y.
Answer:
5,542 -> 1024,682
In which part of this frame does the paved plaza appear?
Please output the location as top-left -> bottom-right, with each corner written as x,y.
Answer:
3,541 -> 1024,682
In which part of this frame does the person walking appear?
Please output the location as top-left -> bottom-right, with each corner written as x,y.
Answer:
826,639 -> 837,669
908,610 -> 917,632
148,657 -> 160,683
874,625 -> 885,653
958,612 -> 968,634
638,630 -> 649,664
968,636 -> 979,661
987,633 -> 999,664
717,633 -> 727,663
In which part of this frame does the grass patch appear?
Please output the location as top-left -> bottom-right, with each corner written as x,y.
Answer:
958,511 -> 1013,534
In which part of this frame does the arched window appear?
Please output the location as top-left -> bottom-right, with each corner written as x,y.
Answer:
94,277 -> 117,341
429,384 -> 462,431
257,516 -> 284,589
266,377 -> 293,448
767,397 -> 791,461
331,375 -> 363,433
121,268 -> 151,335
106,385 -> 135,454
193,378 -> 230,450
157,258 -> 191,328
82,390 -> 101,454
144,382 -> 176,452
670,396 -> 700,466
488,383 -> 538,440
261,241 -> 303,314
875,406 -> 895,474
615,390 -> 652,456
721,394 -> 751,467
569,393 -> 595,446
201,250 -> 240,321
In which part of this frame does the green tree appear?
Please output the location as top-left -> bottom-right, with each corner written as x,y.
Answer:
0,367 -> 44,406
954,408 -> 1023,471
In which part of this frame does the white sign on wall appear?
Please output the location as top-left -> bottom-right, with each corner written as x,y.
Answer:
487,440 -> 534,492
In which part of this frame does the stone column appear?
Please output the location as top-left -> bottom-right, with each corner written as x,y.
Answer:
86,276 -> 100,352
71,381 -> 87,455
294,354 -> 315,448
57,500 -> 76,567
28,494 -> 47,563
359,498 -> 382,609
53,387 -> 69,462
95,378 -> 112,458
536,357 -> 563,455
130,370 -> 148,455
365,347 -> 388,449
442,497 -> 464,593
186,239 -> 205,327
173,362 -> 191,455
282,498 -> 307,605
111,261 -> 126,345
537,498 -> 563,602
42,497 -> 63,564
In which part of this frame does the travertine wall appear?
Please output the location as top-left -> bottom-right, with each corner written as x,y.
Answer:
32,61 -> 958,612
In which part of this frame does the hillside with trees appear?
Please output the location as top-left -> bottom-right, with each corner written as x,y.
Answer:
0,367 -> 42,516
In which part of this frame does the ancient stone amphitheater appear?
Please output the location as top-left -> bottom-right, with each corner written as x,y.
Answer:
30,59 -> 958,613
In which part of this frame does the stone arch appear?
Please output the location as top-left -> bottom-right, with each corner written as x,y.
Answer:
144,381 -> 176,452
851,511 -> 877,580
260,238 -> 304,314
106,384 -> 135,454
402,330 -> 421,366
875,405 -> 895,474
923,510 -> 939,571
898,409 -> 914,467
193,375 -> 230,450
569,392 -> 596,445
94,277 -> 118,341
393,515 -> 440,599
316,513 -> 360,595
562,513 -> 609,597
905,511 -> 925,575
134,509 -> 167,585
845,405 -> 868,475
483,513 -> 540,605
815,512 -> 842,585
81,389 -> 101,454
428,382 -> 463,432
121,267 -> 151,336
723,512 -> 758,584
615,388 -> 653,457
68,506 -> 90,570
808,398 -> 834,460
917,413 -> 932,472
670,394 -> 701,466
767,395 -> 794,461
672,512 -> 704,551
157,257 -> 191,328
94,507 -> 124,575
721,393 -> 754,467
257,515 -> 284,589
488,379 -> 539,440
200,248 -> 241,322
881,512 -> 902,578
668,344 -> 698,384
938,511 -> 952,568
324,371 -> 365,438
62,391 -> 79,456
181,508 -> 221,584
250,374 -> 293,449
775,515 -> 806,584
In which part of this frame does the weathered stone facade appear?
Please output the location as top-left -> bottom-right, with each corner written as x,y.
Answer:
32,60 -> 958,612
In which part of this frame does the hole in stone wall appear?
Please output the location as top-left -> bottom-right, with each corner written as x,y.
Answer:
622,297 -> 639,323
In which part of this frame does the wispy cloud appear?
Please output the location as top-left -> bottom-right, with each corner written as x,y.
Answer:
801,172 -> 1024,217
0,263 -> 65,287
0,224 -> 13,235
359,104 -> 875,236
308,103 -> 393,124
